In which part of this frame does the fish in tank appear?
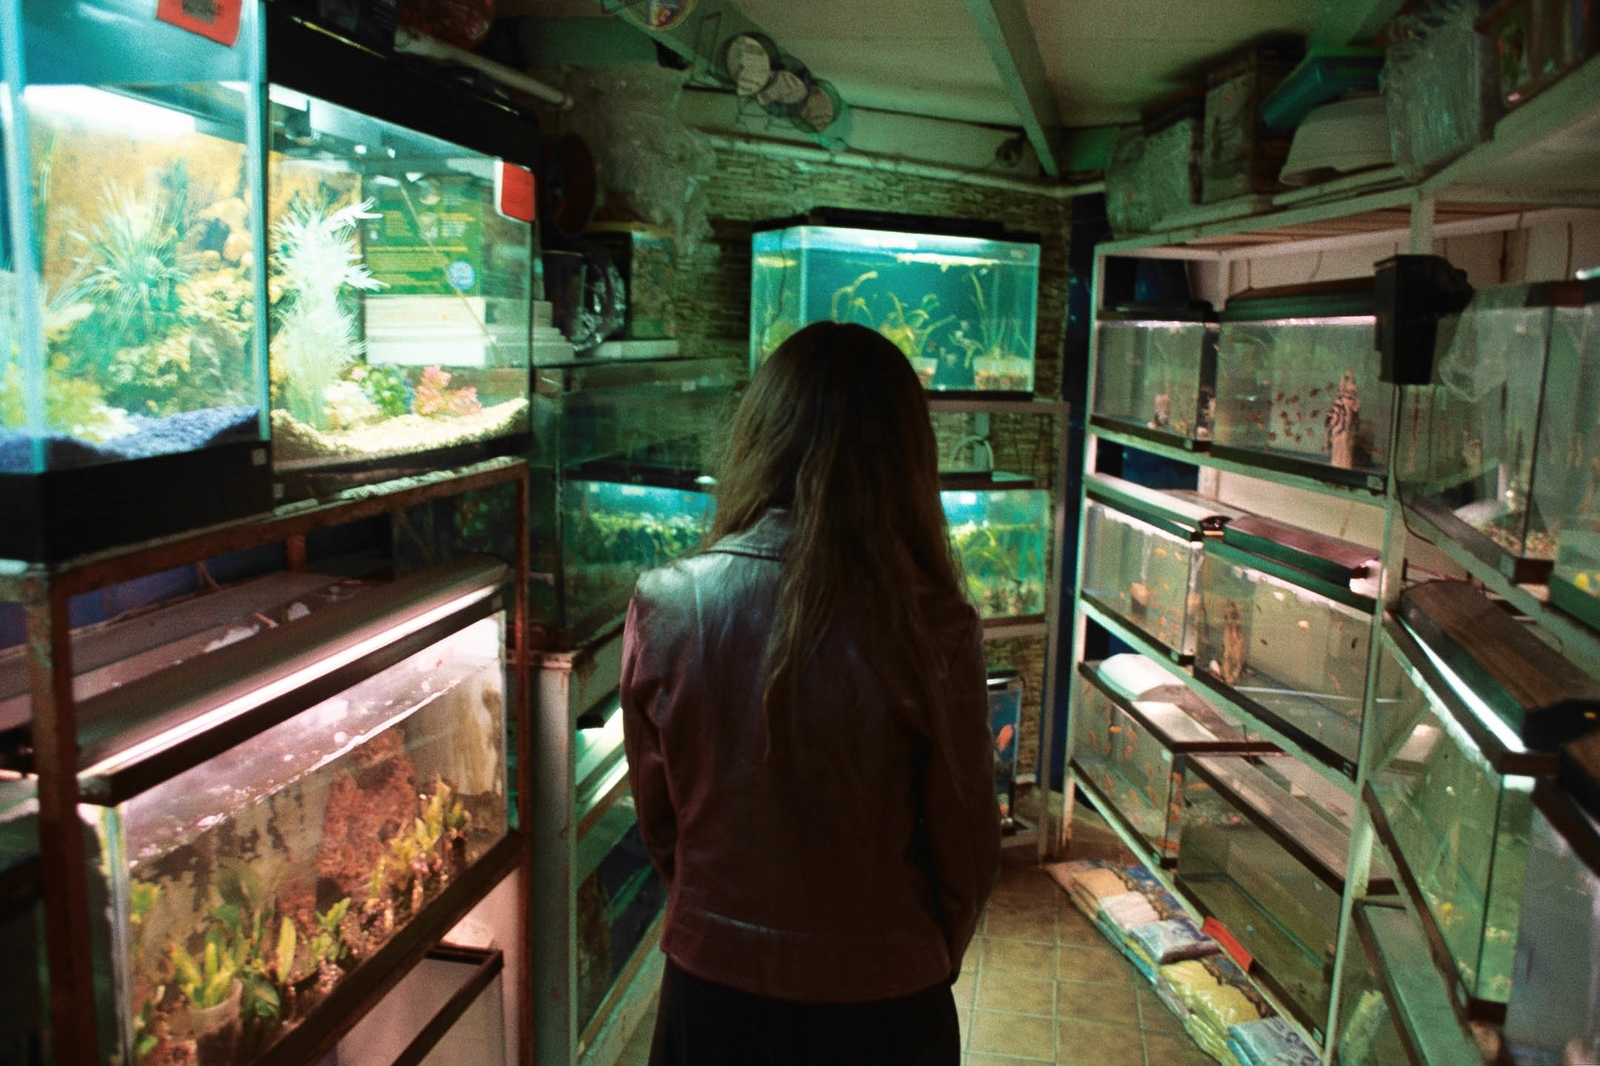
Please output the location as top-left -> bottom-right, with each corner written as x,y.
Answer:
265,87 -> 531,481
1081,498 -> 1203,657
0,81 -> 265,475
941,486 -> 1049,619
78,571 -> 508,1066
1093,317 -> 1214,441
749,225 -> 1040,393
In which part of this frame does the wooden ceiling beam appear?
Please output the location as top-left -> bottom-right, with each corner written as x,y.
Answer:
962,0 -> 1063,177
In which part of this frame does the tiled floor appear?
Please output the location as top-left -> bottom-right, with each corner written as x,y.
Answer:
617,810 -> 1204,1066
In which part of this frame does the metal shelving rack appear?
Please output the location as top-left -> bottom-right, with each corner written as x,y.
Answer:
1058,51 -> 1600,1064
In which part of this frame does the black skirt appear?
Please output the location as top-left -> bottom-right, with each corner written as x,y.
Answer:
648,958 -> 960,1066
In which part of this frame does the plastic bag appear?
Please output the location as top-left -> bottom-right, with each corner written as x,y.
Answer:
1382,0 -> 1498,179
397,0 -> 494,49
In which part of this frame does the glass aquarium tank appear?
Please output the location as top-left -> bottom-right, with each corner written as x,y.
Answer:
1366,580 -> 1600,1010
0,776 -> 46,1065
0,0 -> 273,560
264,83 -> 533,497
1548,282 -> 1600,630
574,798 -> 665,1039
1396,283 -> 1573,580
75,557 -> 511,1066
1192,519 -> 1380,778
1176,753 -> 1391,1042
749,223 -> 1040,393
1072,655 -> 1268,865
1212,290 -> 1393,485
1502,773 -> 1600,1066
1332,903 -> 1411,1066
941,480 -> 1050,619
1092,310 -> 1215,445
989,672 -> 1023,825
529,357 -> 738,649
1081,474 -> 1246,659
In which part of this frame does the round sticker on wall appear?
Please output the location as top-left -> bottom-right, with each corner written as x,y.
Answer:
645,0 -> 695,29
447,260 -> 477,291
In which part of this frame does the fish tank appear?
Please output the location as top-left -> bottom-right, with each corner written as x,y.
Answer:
1081,474 -> 1246,659
0,776 -> 46,1065
1548,283 -> 1600,630
0,0 -> 273,561
1212,289 -> 1393,486
1092,309 -> 1215,446
574,798 -> 665,1040
264,14 -> 534,500
1365,580 -> 1600,1011
75,557 -> 511,1066
941,478 -> 1050,619
1332,902 -> 1481,1066
1192,518 -> 1381,778
529,357 -> 738,649
1072,654 -> 1268,865
989,672 -> 1023,825
1502,774 -> 1600,1066
1176,753 -> 1393,1042
1396,283 -> 1574,582
749,222 -> 1040,393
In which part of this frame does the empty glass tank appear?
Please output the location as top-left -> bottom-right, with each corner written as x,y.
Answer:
1503,782 -> 1600,1065
1192,532 -> 1378,776
0,777 -> 45,1065
1073,656 -> 1263,863
749,225 -> 1040,393
266,87 -> 532,489
1397,284 -> 1567,571
1550,284 -> 1600,630
1177,754 -> 1385,1039
77,560 -> 509,1066
1213,303 -> 1393,479
942,484 -> 1050,619
0,1 -> 271,556
1093,313 -> 1214,442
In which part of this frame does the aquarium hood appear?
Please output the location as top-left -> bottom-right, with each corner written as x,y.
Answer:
75,556 -> 508,805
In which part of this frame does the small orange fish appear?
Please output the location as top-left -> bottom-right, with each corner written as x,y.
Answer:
1154,547 -> 1169,557
1123,743 -> 1135,759
1297,619 -> 1311,630
1109,725 -> 1123,734
996,723 -> 1014,751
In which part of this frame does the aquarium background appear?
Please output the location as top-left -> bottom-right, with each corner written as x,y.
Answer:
942,485 -> 1050,619
266,86 -> 531,481
750,225 -> 1040,393
90,613 -> 507,1065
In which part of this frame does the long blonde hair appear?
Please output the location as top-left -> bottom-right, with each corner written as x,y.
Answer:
712,322 -> 968,770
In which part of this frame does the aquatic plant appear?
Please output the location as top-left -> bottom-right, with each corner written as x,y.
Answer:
311,898 -> 352,968
271,195 -> 384,428
413,365 -> 482,418
350,363 -> 413,419
829,270 -> 878,326
877,292 -> 954,362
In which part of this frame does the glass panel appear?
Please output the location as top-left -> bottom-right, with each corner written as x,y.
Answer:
576,819 -> 664,1035
1213,316 -> 1392,476
942,487 -> 1050,619
267,87 -> 531,482
1082,499 -> 1202,655
93,613 -> 508,1065
1551,293 -> 1600,626
989,677 -> 1023,822
1503,803 -> 1600,1064
1075,674 -> 1183,860
1369,638 -> 1533,1004
1176,754 -> 1346,1031
1093,318 -> 1212,441
0,778 -> 47,1065
1397,286 -> 1556,561
1333,914 -> 1412,1066
749,225 -> 1040,393
1193,548 -> 1371,768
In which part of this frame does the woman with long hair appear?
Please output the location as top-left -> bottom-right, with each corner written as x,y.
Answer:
621,321 -> 1002,1065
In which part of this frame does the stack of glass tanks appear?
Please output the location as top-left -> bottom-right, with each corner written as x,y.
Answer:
1091,305 -> 1216,449
0,0 -> 273,560
1546,281 -> 1600,627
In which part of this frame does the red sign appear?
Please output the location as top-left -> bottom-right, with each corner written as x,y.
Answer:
497,162 -> 536,223
155,0 -> 242,46
1201,916 -> 1254,972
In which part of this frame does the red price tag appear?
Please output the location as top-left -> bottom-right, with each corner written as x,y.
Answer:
1201,916 -> 1254,972
497,162 -> 536,223
156,0 -> 242,46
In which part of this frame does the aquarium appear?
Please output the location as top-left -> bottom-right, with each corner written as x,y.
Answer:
76,558 -> 510,1066
1092,312 -> 1214,444
0,2 -> 272,559
528,357 -> 738,649
749,224 -> 1040,393
1396,284 -> 1570,578
1192,522 -> 1379,777
265,86 -> 533,496
941,481 -> 1050,619
1081,474 -> 1245,658
1332,904 -> 1411,1066
1365,580 -> 1600,1008
1176,754 -> 1388,1040
1212,295 -> 1393,483
574,699 -> 628,826
575,799 -> 664,1039
1549,284 -> 1600,629
989,673 -> 1023,824
0,776 -> 45,1065
1503,779 -> 1600,1066
1072,655 -> 1266,864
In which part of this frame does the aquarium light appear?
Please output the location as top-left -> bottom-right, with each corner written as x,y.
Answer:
1256,316 -> 1373,327
1405,618 -> 1528,756
695,475 -> 716,487
79,586 -> 497,784
26,85 -> 194,137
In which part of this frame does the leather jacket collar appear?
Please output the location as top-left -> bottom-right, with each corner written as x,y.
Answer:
704,508 -> 791,561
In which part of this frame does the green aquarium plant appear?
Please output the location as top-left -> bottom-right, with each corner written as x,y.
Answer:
271,195 -> 384,429
312,898 -> 352,968
830,270 -> 879,326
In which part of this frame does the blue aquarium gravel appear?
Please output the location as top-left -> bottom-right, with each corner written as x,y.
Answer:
0,406 -> 260,472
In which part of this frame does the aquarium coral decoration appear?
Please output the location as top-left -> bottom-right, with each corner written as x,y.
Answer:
413,366 -> 482,418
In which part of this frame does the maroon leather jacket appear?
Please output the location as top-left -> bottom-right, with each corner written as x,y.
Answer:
621,509 -> 1001,1003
